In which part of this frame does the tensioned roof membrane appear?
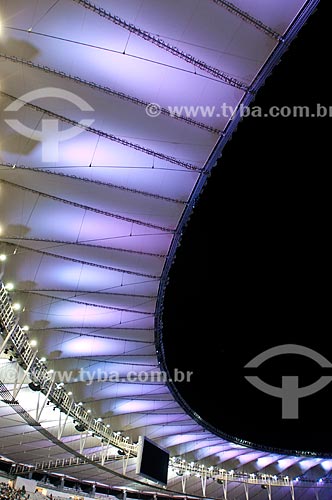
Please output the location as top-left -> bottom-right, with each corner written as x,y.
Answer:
1,1 -> 328,498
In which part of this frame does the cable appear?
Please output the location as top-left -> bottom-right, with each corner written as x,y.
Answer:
210,0 -> 284,41
0,162 -> 185,205
0,179 -> 174,233
0,237 -> 165,258
18,289 -> 155,299
2,241 -> 160,279
18,291 -> 154,315
70,0 -> 249,91
1,91 -> 201,171
7,27 -> 228,85
0,53 -> 221,135
29,327 -> 154,343
27,0 -> 61,31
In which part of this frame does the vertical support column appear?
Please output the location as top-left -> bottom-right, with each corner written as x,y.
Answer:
36,372 -> 56,421
79,431 -> 89,454
290,482 -> 295,500
222,475 -> 228,500
122,452 -> 131,475
36,391 -> 41,421
101,441 -> 108,466
13,350 -> 38,399
58,411 -> 62,437
244,483 -> 249,500
181,474 -> 187,494
58,400 -> 74,439
201,474 -> 207,497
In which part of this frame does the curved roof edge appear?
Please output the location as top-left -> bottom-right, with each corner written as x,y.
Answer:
155,0 -> 328,461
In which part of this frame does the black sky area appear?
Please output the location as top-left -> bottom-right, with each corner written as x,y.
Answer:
163,2 -> 331,458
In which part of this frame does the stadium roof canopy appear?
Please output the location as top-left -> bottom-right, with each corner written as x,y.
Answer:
1,0 -> 328,498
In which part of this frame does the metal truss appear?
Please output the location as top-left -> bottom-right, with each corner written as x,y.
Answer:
2,241 -> 160,279
0,53 -> 221,136
0,163 -> 186,205
1,179 -> 175,233
1,91 -> 201,171
71,0 -> 249,91
210,0 -> 284,41
1,237 -> 166,258
0,281 -> 138,454
0,277 -> 295,496
13,290 -> 154,315
10,446 -> 295,495
0,278 -> 295,497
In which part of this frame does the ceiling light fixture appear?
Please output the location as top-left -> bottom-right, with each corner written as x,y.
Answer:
28,382 -> 41,392
75,424 -> 86,432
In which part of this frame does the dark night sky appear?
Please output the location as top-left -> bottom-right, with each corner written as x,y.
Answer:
163,2 -> 331,457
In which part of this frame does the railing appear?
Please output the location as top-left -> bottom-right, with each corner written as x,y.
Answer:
11,453 -> 122,475
169,459 -> 292,487
11,452 -> 292,489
